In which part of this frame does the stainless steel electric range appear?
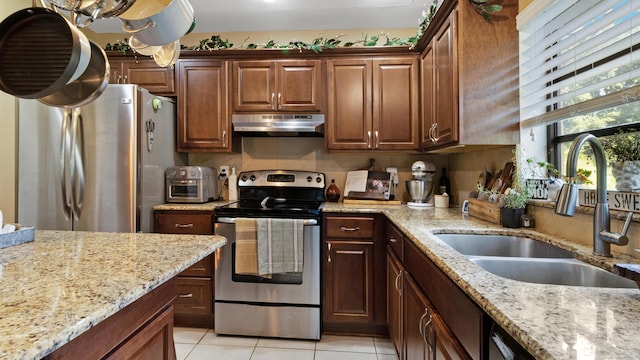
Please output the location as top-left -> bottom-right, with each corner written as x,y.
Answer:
214,170 -> 325,340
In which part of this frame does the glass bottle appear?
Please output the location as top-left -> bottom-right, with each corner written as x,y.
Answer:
439,168 -> 451,196
326,179 -> 341,202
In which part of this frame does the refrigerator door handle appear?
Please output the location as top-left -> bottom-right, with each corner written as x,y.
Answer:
71,108 -> 86,220
60,108 -> 73,221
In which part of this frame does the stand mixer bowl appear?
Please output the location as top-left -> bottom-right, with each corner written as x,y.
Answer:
406,180 -> 434,203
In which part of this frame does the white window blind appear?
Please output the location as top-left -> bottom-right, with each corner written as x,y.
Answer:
518,0 -> 640,129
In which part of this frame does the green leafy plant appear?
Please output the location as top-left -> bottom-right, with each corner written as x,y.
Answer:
470,0 -> 504,23
104,38 -> 131,54
600,129 -> 640,163
502,189 -> 528,209
525,158 -> 560,179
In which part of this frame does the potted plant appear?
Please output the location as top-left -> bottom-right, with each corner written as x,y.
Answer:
525,158 -> 561,200
600,129 -> 640,191
499,189 -> 528,228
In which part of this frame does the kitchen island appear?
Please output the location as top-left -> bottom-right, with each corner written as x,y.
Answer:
0,230 -> 226,360
322,203 -> 640,360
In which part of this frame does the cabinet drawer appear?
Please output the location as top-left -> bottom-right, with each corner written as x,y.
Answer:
155,211 -> 213,234
175,277 -> 213,315
386,222 -> 403,259
181,254 -> 214,277
325,216 -> 374,239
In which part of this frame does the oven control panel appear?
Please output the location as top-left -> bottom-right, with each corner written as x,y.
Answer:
238,170 -> 325,189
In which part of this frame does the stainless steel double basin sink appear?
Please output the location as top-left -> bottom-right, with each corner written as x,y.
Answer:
433,234 -> 638,289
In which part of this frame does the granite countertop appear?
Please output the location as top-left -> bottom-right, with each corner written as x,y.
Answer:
153,200 -> 233,211
0,230 -> 226,360
322,202 -> 640,360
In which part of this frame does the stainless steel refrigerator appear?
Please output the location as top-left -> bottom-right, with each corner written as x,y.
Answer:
17,84 -> 185,233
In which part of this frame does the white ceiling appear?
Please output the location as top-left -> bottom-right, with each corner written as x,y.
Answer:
87,0 -> 427,33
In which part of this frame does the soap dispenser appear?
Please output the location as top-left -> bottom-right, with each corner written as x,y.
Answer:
228,167 -> 238,201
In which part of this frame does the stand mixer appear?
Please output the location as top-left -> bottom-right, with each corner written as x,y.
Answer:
406,161 -> 436,208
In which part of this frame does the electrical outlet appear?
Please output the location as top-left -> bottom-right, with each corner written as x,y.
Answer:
219,166 -> 229,177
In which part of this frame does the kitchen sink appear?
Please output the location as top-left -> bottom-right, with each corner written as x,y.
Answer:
434,234 -> 575,258
469,257 -> 638,288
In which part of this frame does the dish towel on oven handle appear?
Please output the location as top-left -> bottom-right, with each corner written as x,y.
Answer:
257,218 -> 304,275
234,218 -> 260,275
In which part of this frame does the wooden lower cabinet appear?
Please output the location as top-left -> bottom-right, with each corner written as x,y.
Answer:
404,272 -> 470,360
46,278 -> 177,360
154,210 -> 215,328
322,213 -> 387,335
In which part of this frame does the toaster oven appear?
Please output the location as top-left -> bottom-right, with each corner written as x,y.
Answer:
165,166 -> 217,203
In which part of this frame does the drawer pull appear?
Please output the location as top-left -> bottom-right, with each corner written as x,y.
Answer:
178,293 -> 193,298
389,237 -> 398,243
327,243 -> 332,263
340,226 -> 360,232
175,223 -> 194,228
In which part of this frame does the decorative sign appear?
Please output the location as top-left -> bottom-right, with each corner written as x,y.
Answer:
526,179 -> 548,200
578,189 -> 640,213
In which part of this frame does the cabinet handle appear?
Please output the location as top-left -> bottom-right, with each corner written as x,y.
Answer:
116,74 -> 122,84
340,226 -> 360,232
178,293 -> 193,298
271,92 -> 275,110
327,242 -> 332,263
419,308 -> 429,337
394,271 -> 402,294
424,313 -> 434,350
389,237 -> 398,243
175,223 -> 194,228
222,130 -> 227,148
123,74 -> 128,84
277,92 -> 282,110
375,130 -> 379,149
428,123 -> 436,143
367,131 -> 372,149
432,123 -> 440,144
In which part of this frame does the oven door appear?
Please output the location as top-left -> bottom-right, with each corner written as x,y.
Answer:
214,217 -> 320,305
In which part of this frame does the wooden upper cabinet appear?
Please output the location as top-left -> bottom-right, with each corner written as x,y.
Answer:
177,59 -> 232,152
420,0 -> 519,151
422,11 -> 458,149
326,56 -> 419,151
233,59 -> 322,112
108,58 -> 176,96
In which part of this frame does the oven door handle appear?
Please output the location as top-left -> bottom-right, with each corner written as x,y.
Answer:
216,217 -> 318,226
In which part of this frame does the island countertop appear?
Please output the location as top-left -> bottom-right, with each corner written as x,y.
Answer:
322,202 -> 640,360
0,230 -> 226,360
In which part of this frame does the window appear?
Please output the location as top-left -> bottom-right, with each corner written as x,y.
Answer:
518,0 -> 640,189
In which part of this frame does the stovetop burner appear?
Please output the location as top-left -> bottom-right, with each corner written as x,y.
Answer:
215,170 -> 326,219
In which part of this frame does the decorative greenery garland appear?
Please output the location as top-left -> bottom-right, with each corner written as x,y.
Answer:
105,0 -> 503,54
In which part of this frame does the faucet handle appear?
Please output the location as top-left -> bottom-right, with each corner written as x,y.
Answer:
600,211 -> 633,246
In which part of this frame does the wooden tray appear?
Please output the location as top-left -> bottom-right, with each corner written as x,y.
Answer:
468,198 -> 501,224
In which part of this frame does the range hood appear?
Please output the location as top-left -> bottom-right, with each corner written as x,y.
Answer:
232,114 -> 325,137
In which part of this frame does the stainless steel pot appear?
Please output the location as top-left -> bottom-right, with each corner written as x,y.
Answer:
119,0 -> 194,46
0,7 -> 91,99
38,41 -> 109,108
74,0 -> 137,27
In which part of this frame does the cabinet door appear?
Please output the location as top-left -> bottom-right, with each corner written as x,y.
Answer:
387,250 -> 404,358
277,60 -> 322,112
404,273 -> 430,360
421,42 -> 435,149
431,11 -> 459,148
373,58 -> 419,150
123,60 -> 176,96
233,60 -> 276,111
177,59 -> 231,152
324,241 -> 375,324
326,59 -> 373,150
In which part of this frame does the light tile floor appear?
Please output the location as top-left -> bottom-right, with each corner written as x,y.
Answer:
174,327 -> 399,360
